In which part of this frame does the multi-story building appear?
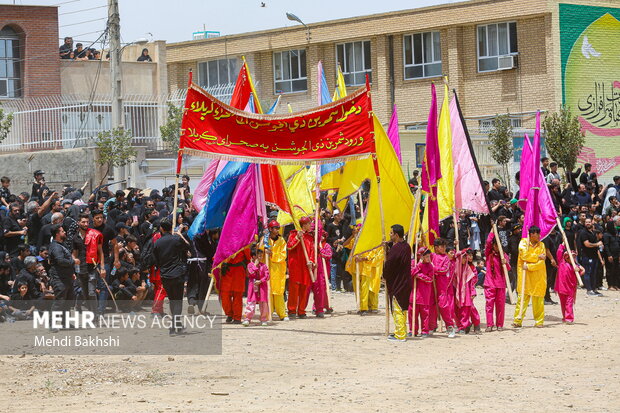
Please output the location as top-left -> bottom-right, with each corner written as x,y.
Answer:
166,0 -> 620,182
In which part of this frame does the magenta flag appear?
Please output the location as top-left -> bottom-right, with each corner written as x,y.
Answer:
213,164 -> 258,272
518,133 -> 533,211
449,95 -> 489,214
421,84 -> 440,245
421,84 -> 441,191
387,105 -> 402,164
522,112 -> 557,239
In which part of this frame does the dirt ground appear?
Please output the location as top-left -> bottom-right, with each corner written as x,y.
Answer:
1,288 -> 619,413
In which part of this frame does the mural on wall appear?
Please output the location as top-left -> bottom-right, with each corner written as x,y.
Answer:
561,4 -> 620,180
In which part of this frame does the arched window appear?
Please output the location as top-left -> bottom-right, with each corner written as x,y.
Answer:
0,26 -> 21,98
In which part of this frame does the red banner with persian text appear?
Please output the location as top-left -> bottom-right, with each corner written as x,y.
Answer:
179,83 -> 375,164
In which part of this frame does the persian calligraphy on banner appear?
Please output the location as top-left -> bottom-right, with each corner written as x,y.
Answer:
179,83 -> 375,163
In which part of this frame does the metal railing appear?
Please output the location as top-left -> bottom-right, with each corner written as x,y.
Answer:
0,82 -> 236,153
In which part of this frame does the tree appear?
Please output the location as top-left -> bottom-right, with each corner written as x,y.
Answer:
542,105 -> 585,183
488,114 -> 513,192
0,104 -> 14,144
160,102 -> 183,152
94,127 -> 137,186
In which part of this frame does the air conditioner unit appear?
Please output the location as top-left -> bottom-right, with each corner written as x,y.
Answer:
498,55 -> 516,70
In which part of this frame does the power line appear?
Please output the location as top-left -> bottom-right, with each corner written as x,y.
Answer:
60,17 -> 106,28
60,5 -> 107,15
54,0 -> 81,6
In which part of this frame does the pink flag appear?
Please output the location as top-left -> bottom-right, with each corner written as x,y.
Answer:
449,94 -> 489,214
191,160 -> 220,212
522,112 -> 557,239
213,164 -> 258,272
387,105 -> 402,164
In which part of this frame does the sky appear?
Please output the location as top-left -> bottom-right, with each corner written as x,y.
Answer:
3,0 -> 462,46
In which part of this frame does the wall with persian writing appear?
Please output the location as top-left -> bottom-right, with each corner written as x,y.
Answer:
561,3 -> 620,182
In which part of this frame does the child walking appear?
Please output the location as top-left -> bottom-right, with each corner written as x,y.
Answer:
243,247 -> 270,326
484,233 -> 510,332
409,247 -> 434,338
555,244 -> 584,324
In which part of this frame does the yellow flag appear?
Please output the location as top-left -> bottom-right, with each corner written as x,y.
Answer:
352,116 -> 414,256
334,157 -> 374,211
437,83 -> 455,220
332,66 -> 348,101
277,165 -> 315,228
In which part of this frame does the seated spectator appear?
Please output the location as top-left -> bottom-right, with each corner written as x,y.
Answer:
8,282 -> 36,320
137,48 -> 152,62
59,36 -> 73,59
111,268 -> 138,312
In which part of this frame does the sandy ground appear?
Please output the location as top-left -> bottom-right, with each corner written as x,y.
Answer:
1,287 -> 619,413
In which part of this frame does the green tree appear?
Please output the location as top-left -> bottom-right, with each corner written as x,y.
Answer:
542,106 -> 585,182
0,104 -> 14,143
160,102 -> 183,152
488,114 -> 513,192
94,127 -> 137,186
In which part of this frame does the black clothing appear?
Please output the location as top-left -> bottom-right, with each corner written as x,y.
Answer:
14,268 -> 42,299
49,240 -> 75,281
93,224 -> 117,264
59,43 -> 72,59
577,229 -> 599,260
488,189 -> 504,202
2,215 -> 22,256
137,54 -> 152,62
153,233 -> 189,279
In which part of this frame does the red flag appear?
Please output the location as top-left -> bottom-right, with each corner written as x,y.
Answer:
260,164 -> 291,213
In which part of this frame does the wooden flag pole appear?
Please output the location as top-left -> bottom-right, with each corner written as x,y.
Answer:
375,173 -> 390,337
201,274 -> 215,314
265,250 -> 273,322
321,256 -> 332,312
407,190 -> 422,250
313,165 -> 321,284
491,222 -> 515,304
411,277 -> 418,336
300,232 -> 316,283
555,217 -> 584,287
172,172 -> 181,229
355,261 -> 362,312
453,212 -> 460,250
518,266 -> 527,322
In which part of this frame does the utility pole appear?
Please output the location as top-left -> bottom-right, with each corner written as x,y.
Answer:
108,0 -> 123,129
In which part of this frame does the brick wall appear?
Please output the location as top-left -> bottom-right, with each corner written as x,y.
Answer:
0,5 -> 60,99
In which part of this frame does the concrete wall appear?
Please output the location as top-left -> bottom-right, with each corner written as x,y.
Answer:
0,147 -> 105,196
61,41 -> 168,97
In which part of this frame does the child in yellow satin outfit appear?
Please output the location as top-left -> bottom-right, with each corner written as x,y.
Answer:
265,220 -> 289,321
513,225 -> 547,328
348,247 -> 384,315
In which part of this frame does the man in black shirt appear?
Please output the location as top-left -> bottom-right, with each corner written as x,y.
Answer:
49,224 -> 78,332
153,219 -> 189,335
26,193 -> 58,251
488,178 -> 505,202
59,37 -> 73,59
31,170 -> 47,201
578,218 -> 603,296
3,203 -> 26,256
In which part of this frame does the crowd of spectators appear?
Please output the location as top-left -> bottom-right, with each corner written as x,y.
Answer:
59,37 -> 152,62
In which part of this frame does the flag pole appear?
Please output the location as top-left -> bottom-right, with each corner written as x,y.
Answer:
407,190 -> 422,252
314,164 -> 320,285
201,274 -> 215,314
555,217 -> 584,287
453,211 -> 460,250
492,222 -> 515,304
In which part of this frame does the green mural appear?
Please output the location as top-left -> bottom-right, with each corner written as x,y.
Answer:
560,3 -> 620,178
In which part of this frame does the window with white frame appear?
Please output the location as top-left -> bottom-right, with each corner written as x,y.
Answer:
403,32 -> 442,79
197,58 -> 238,88
336,40 -> 371,86
477,22 -> 518,72
0,27 -> 21,98
273,49 -> 307,94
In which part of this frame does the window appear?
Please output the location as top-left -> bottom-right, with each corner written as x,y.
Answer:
403,32 -> 442,79
477,22 -> 518,72
197,58 -> 238,88
273,49 -> 307,94
478,117 -> 521,133
415,143 -> 426,168
336,41 -> 371,86
0,27 -> 21,98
